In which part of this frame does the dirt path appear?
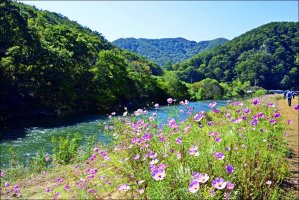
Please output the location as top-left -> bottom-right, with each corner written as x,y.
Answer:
277,97 -> 298,193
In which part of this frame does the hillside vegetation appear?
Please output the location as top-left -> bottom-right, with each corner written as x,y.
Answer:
169,22 -> 299,90
0,0 -> 179,122
112,37 -> 228,66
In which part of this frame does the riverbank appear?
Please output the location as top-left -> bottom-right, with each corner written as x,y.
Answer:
0,95 -> 298,199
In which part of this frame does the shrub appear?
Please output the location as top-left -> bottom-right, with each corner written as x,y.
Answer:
51,132 -> 82,164
253,89 -> 267,97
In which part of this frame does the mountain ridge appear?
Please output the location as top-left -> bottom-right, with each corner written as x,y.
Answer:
172,21 -> 299,90
112,37 -> 229,66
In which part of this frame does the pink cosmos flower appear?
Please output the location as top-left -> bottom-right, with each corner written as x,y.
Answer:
167,98 -> 173,104
233,118 -> 243,124
139,189 -> 145,194
214,152 -> 225,160
270,119 -> 276,124
4,182 -> 9,187
134,109 -> 143,116
0,170 -> 4,177
64,183 -> 70,191
189,146 -> 199,156
176,152 -> 182,159
118,184 -> 130,191
209,102 -> 217,108
154,103 -> 159,108
293,104 -> 299,110
176,137 -> 182,144
226,182 -> 235,190
188,180 -> 200,193
169,118 -> 177,128
215,137 -> 222,142
45,157 -> 50,162
194,173 -> 209,183
149,159 -> 159,165
133,154 -> 140,160
194,113 -> 203,122
287,119 -> 293,124
212,178 -> 227,189
151,168 -> 166,180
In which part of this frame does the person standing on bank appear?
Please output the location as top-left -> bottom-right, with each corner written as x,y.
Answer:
286,90 -> 295,107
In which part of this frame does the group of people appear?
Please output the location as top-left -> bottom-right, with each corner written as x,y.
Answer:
283,90 -> 297,106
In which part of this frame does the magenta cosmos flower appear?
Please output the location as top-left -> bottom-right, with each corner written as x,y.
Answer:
212,178 -> 227,189
252,98 -> 260,105
64,183 -> 70,191
294,104 -> 299,110
243,108 -> 251,114
188,180 -> 200,193
118,184 -> 130,191
273,112 -> 280,118
4,182 -> 9,187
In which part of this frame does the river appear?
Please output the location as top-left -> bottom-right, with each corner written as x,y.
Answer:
0,100 -> 228,167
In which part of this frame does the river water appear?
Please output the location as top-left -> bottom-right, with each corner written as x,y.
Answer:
0,100 -> 228,167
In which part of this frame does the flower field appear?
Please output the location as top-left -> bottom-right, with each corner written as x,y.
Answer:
1,95 -> 298,199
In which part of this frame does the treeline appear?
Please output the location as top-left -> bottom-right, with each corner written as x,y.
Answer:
0,0 -> 181,122
167,22 -> 299,90
112,37 -> 228,66
1,0 -> 298,124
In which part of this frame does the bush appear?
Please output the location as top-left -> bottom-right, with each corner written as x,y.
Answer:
51,132 -> 82,164
30,149 -> 49,173
189,78 -> 223,100
253,89 -> 267,97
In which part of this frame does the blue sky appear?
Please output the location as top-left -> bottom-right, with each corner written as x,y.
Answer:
21,1 -> 298,42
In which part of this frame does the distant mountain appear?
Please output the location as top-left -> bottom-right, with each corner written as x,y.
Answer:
173,22 -> 299,90
112,37 -> 229,66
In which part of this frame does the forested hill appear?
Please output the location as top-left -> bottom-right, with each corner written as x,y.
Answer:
112,37 -> 229,66
171,22 -> 299,90
0,0 -> 172,122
